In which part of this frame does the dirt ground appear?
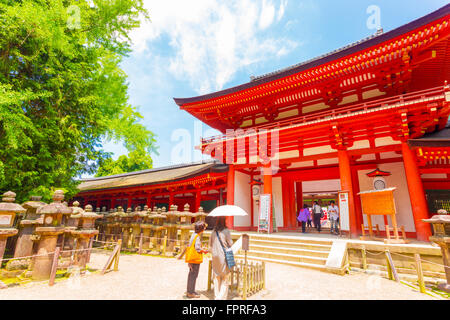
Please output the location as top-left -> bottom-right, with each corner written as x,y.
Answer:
0,253 -> 440,300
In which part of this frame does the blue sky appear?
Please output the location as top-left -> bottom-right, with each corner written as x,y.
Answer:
102,0 -> 449,170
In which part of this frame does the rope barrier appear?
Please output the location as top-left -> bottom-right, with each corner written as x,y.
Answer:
365,250 -> 386,256
389,251 -> 449,270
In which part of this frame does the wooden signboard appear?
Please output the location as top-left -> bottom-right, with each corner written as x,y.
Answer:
258,194 -> 272,233
358,187 -> 408,244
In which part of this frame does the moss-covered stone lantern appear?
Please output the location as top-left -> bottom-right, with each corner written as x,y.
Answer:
0,191 -> 26,266
14,196 -> 45,258
32,190 -> 72,280
178,204 -> 194,252
423,215 -> 450,292
70,204 -> 102,270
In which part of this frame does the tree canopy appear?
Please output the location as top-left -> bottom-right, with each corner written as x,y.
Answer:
0,0 -> 156,202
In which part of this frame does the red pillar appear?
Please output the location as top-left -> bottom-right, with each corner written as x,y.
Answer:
226,164 -> 235,228
351,167 -> 363,235
110,198 -> 116,210
338,149 -> 358,238
263,164 -> 273,233
295,181 -> 303,228
127,197 -> 132,210
146,194 -> 152,208
195,190 -> 201,212
401,142 -> 432,241
169,193 -> 174,207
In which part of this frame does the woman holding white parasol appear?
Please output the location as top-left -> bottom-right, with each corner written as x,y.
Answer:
208,205 -> 247,300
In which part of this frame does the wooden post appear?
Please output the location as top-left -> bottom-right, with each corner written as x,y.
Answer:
87,238 -> 93,263
138,233 -> 143,255
262,261 -> 266,290
114,239 -> 122,272
385,250 -> 393,280
361,246 -> 367,271
207,260 -> 212,291
414,253 -> 426,293
49,247 -> 61,286
243,251 -> 248,300
385,250 -> 399,282
162,235 -> 167,255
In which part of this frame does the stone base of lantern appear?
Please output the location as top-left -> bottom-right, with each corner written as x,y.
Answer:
71,230 -> 99,270
429,236 -> 450,293
62,227 -> 77,258
32,227 -> 65,280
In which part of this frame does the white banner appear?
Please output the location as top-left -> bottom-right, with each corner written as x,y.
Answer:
338,192 -> 350,231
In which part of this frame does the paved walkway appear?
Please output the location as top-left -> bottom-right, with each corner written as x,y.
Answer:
0,253 -> 439,300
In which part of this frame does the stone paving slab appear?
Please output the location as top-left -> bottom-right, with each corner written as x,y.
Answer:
0,253 -> 439,300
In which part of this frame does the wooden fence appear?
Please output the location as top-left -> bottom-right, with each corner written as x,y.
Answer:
207,259 -> 265,299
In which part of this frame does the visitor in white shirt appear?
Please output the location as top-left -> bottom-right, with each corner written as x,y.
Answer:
328,200 -> 340,235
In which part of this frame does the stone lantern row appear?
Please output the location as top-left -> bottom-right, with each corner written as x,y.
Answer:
96,203 -> 208,257
0,190 -> 102,281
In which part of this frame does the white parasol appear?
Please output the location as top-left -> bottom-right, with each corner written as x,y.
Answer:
207,205 -> 248,217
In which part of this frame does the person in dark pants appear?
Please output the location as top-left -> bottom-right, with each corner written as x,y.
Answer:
297,204 -> 310,233
312,201 -> 322,232
185,221 -> 207,298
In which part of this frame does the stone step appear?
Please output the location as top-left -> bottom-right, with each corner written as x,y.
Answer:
241,249 -> 328,265
249,239 -> 332,251
249,244 -> 330,258
235,254 -> 329,272
245,234 -> 334,246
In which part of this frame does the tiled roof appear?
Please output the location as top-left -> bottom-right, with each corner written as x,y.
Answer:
78,161 -> 227,192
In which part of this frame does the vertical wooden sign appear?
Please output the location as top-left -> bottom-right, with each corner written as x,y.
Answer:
258,194 -> 272,233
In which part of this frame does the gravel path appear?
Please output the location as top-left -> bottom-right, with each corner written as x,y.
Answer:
0,253 -> 438,300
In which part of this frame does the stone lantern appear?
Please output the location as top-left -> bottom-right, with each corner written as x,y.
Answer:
178,204 -> 194,252
193,207 -> 208,224
62,201 -> 84,258
14,196 -> 45,258
32,190 -> 72,280
70,204 -> 102,270
0,191 -> 26,266
129,206 -> 145,250
139,206 -> 153,252
120,207 -> 133,249
164,205 -> 179,256
423,215 -> 450,292
104,208 -> 117,242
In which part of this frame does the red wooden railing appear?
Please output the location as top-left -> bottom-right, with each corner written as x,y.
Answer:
201,85 -> 449,145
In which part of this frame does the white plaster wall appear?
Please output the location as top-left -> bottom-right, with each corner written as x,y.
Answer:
272,177 -> 284,228
358,161 -> 416,232
233,171 -> 252,227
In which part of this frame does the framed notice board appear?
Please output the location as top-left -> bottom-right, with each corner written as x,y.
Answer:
338,191 -> 350,232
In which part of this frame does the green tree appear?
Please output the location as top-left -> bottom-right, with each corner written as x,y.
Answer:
0,0 -> 156,202
96,149 -> 153,177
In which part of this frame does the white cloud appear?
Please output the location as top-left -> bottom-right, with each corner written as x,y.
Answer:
259,0 -> 275,30
277,0 -> 288,22
129,0 -> 297,94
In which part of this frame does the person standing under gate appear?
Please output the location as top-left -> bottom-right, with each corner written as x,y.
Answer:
328,200 -> 340,235
312,201 -> 323,232
297,204 -> 310,233
209,217 -> 234,300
